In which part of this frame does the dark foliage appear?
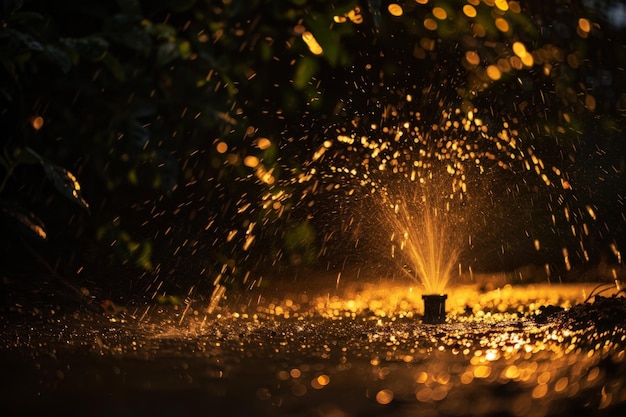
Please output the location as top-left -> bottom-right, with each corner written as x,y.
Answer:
1,0 -> 625,304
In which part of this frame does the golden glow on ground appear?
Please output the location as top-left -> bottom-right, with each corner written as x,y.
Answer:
116,279 -> 626,415
6,278 -> 623,416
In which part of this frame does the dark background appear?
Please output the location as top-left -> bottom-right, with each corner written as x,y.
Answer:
1,0 -> 625,307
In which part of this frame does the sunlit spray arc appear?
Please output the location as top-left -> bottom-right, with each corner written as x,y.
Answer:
378,176 -> 468,324
300,95 -> 579,323
284,2 -> 609,321
382,186 -> 462,295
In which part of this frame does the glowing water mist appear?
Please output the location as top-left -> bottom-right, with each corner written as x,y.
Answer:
380,179 -> 464,296
389,202 -> 457,293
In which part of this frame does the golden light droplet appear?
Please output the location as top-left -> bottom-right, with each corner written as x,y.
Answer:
216,141 -> 228,153
243,235 -> 255,251
257,137 -> 271,150
465,51 -> 480,66
495,17 -> 510,32
543,63 -> 552,76
532,384 -> 548,399
432,7 -> 447,20
416,0 -> 430,4
302,31 -> 323,55
521,53 -> 534,67
337,134 -> 354,144
587,366 -> 600,382
244,155 -> 259,168
32,116 -> 44,131
485,349 -> 499,361
585,94 -> 597,111
509,1 -> 521,13
463,5 -> 477,17
474,365 -> 491,379
460,371 -> 474,384
415,371 -> 428,383
316,374 -> 330,386
578,18 -> 591,33
322,10 -> 353,25
388,4 -> 403,16
67,171 -> 81,191
495,0 -> 509,11
376,389 -> 394,405
586,205 -> 597,220
503,365 -> 519,380
554,376 -> 569,392
486,65 -> 502,80
424,18 -> 438,30
347,8 -> 364,24
512,41 -> 527,58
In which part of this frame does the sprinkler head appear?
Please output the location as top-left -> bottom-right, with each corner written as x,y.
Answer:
422,294 -> 447,324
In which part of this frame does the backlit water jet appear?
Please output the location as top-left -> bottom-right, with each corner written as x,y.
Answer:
379,184 -> 463,323
1,2 -> 626,416
298,91 -> 571,319
386,197 -> 458,294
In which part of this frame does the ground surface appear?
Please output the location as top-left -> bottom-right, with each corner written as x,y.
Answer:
1,275 -> 625,417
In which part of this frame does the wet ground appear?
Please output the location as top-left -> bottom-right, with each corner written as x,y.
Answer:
1,276 -> 626,417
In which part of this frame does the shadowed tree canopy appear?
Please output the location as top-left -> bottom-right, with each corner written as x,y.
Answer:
1,0 -> 624,304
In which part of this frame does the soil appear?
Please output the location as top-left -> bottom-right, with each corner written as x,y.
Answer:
1,279 -> 625,417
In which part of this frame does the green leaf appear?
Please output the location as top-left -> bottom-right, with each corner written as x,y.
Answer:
156,294 -> 182,305
27,147 -> 89,212
106,14 -> 153,52
128,119 -> 149,147
293,55 -> 319,90
61,36 -> 109,62
133,241 -> 153,270
45,44 -> 72,73
0,201 -> 47,241
156,41 -> 179,66
157,155 -> 178,192
102,53 -> 126,81
0,147 -> 15,170
9,11 -> 44,25
153,23 -> 177,40
166,0 -> 196,12
115,0 -> 142,15
41,162 -> 90,212
2,0 -> 24,15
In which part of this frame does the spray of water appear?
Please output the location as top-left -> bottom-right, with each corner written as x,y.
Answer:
180,1 -> 623,304
381,183 -> 462,294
